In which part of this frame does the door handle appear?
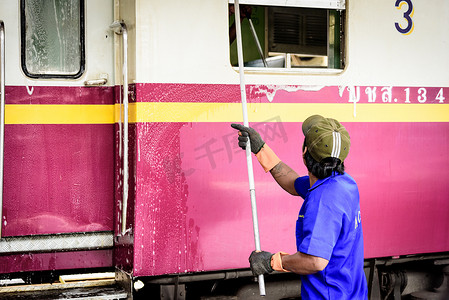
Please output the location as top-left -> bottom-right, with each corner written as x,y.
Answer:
84,74 -> 108,86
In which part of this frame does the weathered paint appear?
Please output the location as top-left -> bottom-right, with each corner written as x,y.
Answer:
130,121 -> 449,276
124,83 -> 449,276
2,83 -> 448,276
0,250 -> 113,273
1,86 -> 115,237
5,86 -> 114,105
2,124 -> 115,236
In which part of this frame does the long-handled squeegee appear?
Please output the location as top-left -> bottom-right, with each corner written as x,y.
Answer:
246,13 -> 268,67
234,1 -> 266,296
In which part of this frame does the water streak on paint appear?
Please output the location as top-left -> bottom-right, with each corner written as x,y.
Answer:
250,85 -> 325,102
131,122 -> 204,276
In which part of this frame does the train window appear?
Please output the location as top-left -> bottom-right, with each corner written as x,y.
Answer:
20,0 -> 85,79
229,0 -> 345,71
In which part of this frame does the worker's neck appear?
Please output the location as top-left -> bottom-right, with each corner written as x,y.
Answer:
308,172 -> 318,188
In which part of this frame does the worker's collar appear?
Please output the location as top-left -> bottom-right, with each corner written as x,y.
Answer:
308,172 -> 341,191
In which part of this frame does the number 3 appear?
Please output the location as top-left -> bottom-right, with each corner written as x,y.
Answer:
395,0 -> 414,35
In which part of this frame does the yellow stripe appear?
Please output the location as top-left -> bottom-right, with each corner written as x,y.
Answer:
132,102 -> 449,123
4,103 -> 449,124
6,105 -> 115,124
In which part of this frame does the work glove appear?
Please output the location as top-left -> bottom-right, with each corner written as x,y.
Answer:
248,250 -> 274,276
231,124 -> 265,154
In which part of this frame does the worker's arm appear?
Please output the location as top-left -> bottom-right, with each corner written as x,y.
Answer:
281,251 -> 329,275
269,161 -> 299,196
229,5 -> 252,44
231,124 -> 300,195
249,250 -> 329,276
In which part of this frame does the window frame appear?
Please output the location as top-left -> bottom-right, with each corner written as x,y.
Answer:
228,0 -> 345,10
229,2 -> 346,72
20,0 -> 86,79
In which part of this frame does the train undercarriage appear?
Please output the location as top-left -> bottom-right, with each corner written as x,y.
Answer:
0,252 -> 447,300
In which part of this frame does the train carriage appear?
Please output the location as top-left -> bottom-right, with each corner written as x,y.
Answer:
0,0 -> 448,299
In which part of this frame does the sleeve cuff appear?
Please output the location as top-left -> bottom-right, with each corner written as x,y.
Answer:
255,144 -> 281,172
271,251 -> 290,272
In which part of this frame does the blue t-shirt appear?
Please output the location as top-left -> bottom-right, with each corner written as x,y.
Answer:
294,173 -> 368,299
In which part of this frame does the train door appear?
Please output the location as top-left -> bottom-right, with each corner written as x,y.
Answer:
0,0 -> 116,273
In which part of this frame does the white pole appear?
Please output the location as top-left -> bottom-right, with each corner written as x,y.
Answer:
121,23 -> 129,236
110,21 -> 129,236
234,1 -> 266,296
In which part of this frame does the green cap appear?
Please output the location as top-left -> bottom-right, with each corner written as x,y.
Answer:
302,115 -> 350,162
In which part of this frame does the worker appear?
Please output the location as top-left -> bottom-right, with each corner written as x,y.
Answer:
231,115 -> 368,299
228,4 -> 252,45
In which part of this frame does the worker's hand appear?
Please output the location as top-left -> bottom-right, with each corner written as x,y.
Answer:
249,250 -> 274,276
229,5 -> 252,20
240,5 -> 252,20
231,124 -> 265,154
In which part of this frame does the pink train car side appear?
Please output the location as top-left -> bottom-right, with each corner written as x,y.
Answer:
0,0 -> 448,299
